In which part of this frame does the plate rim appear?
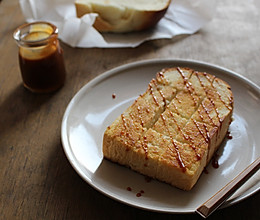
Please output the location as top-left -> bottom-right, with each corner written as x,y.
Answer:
61,58 -> 260,214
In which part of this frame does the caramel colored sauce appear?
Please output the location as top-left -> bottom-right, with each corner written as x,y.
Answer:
142,136 -> 148,159
197,108 -> 211,141
19,46 -> 65,93
212,154 -> 220,169
119,67 -> 231,175
177,67 -> 198,105
136,192 -> 142,197
176,68 -> 229,164
121,113 -> 148,157
156,80 -> 167,107
145,176 -> 152,183
193,119 -> 209,143
201,101 -> 216,126
203,72 -> 233,110
150,70 -> 203,164
148,80 -> 159,106
203,168 -> 209,174
196,73 -> 223,125
193,72 -> 224,142
157,71 -> 165,79
168,110 -> 201,160
126,187 -> 132,191
226,131 -> 233,139
137,106 -> 145,127
121,114 -> 128,130
160,114 -> 186,172
136,190 -> 145,197
177,69 -> 212,143
171,99 -> 180,115
15,26 -> 66,93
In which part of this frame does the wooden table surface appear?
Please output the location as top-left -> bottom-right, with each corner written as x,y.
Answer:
1,0 -> 259,219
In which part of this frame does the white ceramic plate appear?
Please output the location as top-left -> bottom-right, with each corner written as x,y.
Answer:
61,59 -> 260,213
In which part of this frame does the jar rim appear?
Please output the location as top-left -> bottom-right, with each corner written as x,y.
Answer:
13,21 -> 58,47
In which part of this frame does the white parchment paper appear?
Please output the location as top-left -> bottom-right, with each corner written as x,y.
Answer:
19,0 -> 215,48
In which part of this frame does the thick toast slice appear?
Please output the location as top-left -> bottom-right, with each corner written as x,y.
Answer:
103,67 -> 233,190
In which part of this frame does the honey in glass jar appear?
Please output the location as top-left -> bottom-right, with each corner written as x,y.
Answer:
13,22 -> 66,93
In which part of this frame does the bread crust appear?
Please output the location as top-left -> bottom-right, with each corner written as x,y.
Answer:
75,0 -> 171,33
103,67 -> 233,190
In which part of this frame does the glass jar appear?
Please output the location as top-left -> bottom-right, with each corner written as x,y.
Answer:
13,22 -> 66,93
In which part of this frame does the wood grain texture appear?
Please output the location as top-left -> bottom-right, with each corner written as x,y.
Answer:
196,157 -> 260,218
0,0 -> 259,219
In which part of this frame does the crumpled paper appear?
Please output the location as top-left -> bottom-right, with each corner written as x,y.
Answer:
19,0 -> 215,48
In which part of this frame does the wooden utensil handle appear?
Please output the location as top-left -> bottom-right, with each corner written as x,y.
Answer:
196,156 -> 260,218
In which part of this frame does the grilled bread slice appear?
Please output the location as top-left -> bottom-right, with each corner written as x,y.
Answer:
75,0 -> 171,33
103,67 -> 233,190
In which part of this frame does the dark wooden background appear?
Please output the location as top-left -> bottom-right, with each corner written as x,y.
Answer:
0,0 -> 259,219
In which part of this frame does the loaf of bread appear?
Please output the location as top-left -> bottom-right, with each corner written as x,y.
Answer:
103,67 -> 233,190
75,0 -> 171,33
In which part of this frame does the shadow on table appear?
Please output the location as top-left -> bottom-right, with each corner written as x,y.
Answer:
0,84 -> 58,138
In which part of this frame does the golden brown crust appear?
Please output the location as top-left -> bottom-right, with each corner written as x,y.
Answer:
103,67 -> 233,190
75,0 -> 171,33
93,9 -> 169,32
